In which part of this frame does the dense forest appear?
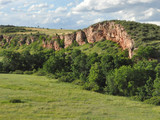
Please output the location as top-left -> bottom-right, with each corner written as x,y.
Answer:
0,20 -> 160,105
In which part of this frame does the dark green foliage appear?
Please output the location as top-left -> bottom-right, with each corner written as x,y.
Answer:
144,96 -> 160,105
86,62 -> 105,91
34,69 -> 46,76
12,70 -> 24,74
58,72 -> 74,83
101,54 -> 132,76
86,52 -> 100,70
101,55 -> 114,75
1,50 -> 48,72
133,46 -> 158,60
2,50 -> 21,72
9,99 -> 24,103
0,62 -> 2,72
153,78 -> 160,96
23,71 -> 33,75
1,26 -> 31,33
71,52 -> 88,79
105,63 -> 156,97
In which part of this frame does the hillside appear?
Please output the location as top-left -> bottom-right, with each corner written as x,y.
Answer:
0,20 -> 160,106
0,20 -> 160,58
0,74 -> 160,120
0,25 -> 75,35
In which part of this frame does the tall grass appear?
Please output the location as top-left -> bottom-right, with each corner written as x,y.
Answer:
0,74 -> 160,120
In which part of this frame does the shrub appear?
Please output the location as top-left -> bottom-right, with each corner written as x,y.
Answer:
58,72 -> 74,83
9,99 -> 24,103
34,69 -> 46,76
24,71 -> 33,75
12,70 -> 24,74
144,96 -> 160,105
72,79 -> 85,86
83,82 -> 100,92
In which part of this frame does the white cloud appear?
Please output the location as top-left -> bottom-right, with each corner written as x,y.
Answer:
128,0 -> 154,4
93,18 -> 104,23
11,7 -> 16,11
53,18 -> 61,23
28,3 -> 50,11
146,21 -> 160,26
0,0 -> 159,29
0,0 -> 12,5
67,2 -> 73,7
77,20 -> 84,25
55,7 -> 67,13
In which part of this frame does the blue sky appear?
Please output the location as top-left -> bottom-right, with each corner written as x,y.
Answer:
0,0 -> 160,29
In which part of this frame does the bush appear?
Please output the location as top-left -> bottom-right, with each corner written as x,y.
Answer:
34,69 -> 46,76
83,82 -> 100,92
58,72 -> 74,83
72,79 -> 85,86
24,71 -> 33,75
144,96 -> 160,105
9,99 -> 24,103
0,62 -> 3,72
12,70 -> 24,74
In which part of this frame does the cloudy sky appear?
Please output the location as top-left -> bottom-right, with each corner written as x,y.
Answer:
0,0 -> 160,29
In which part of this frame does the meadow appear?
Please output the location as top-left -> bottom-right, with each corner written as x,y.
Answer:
0,74 -> 160,120
0,26 -> 75,36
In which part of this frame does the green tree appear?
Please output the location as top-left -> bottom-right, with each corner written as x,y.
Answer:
86,62 -> 105,91
2,50 -> 21,72
71,52 -> 87,79
153,78 -> 160,96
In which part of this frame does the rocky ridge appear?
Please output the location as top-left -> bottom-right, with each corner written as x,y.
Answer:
0,21 -> 134,58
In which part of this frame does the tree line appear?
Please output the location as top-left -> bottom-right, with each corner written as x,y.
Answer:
0,45 -> 160,105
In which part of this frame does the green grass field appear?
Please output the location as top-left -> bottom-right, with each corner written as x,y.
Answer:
0,74 -> 160,120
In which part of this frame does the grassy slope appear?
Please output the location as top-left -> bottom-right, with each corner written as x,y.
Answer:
67,40 -> 122,55
0,74 -> 160,120
0,27 -> 75,36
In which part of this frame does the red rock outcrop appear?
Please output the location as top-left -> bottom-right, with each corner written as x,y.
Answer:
64,33 -> 76,48
59,35 -> 65,40
54,41 -> 61,50
62,21 -> 134,58
19,37 -> 27,46
3,35 -> 12,44
76,30 -> 86,45
26,38 -> 31,45
0,21 -> 135,58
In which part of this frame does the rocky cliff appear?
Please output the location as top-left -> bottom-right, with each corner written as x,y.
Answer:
60,21 -> 134,58
0,21 -> 135,58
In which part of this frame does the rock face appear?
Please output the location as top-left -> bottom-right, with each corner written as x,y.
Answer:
0,21 -> 135,58
76,30 -> 86,45
62,21 -> 134,58
54,41 -> 61,50
82,22 -> 134,58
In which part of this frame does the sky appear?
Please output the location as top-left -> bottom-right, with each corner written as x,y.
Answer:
0,0 -> 160,29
